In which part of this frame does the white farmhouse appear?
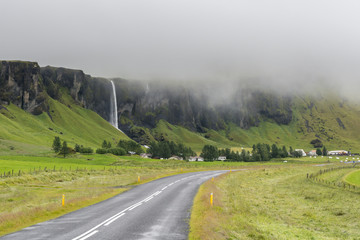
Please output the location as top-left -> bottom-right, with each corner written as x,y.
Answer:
328,150 -> 348,156
189,156 -> 204,162
295,149 -> 307,157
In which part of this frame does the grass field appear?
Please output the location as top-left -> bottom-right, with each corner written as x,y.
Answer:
0,153 -> 336,237
0,153 -> 279,237
0,98 -> 129,155
0,154 -> 197,236
189,162 -> 360,240
344,169 -> 360,186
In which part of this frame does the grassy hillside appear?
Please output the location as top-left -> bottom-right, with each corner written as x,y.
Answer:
0,95 -> 129,155
148,94 -> 360,153
2,88 -> 360,155
151,120 -> 243,152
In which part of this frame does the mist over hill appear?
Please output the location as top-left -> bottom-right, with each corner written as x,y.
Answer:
1,60 -> 360,151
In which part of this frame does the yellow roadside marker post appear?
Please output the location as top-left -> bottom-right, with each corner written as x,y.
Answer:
138,176 -> 140,183
62,194 -> 65,206
210,193 -> 213,207
212,177 -> 214,182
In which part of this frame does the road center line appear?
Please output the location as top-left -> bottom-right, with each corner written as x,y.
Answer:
144,196 -> 153,202
129,202 -> 143,211
73,176 -> 197,240
104,213 -> 125,226
78,230 -> 98,240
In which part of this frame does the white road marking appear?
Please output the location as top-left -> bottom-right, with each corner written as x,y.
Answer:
153,191 -> 162,196
129,202 -> 143,211
142,195 -> 154,202
72,208 -> 130,240
73,173 -> 222,240
144,196 -> 153,202
78,230 -> 98,240
104,213 -> 125,226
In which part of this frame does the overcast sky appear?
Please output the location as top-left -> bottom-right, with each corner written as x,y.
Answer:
2,0 -> 360,89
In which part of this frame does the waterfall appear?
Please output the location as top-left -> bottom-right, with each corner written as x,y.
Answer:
146,83 -> 150,94
109,80 -> 119,130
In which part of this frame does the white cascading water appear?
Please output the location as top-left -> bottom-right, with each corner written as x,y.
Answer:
109,80 -> 121,131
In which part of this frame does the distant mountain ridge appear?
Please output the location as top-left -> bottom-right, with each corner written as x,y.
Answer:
1,60 -> 360,152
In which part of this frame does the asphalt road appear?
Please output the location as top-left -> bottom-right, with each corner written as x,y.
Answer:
1,170 -> 226,240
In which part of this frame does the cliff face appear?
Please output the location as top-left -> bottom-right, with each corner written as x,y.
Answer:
0,61 -> 46,114
114,80 -> 293,135
40,66 -> 113,121
0,61 -> 293,143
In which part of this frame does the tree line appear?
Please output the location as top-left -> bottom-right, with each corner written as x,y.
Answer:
52,137 -> 143,157
147,141 -> 195,159
96,140 -> 143,155
200,144 -> 309,162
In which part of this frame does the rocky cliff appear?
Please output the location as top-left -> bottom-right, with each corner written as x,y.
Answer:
0,61 -> 46,114
0,61 -> 293,144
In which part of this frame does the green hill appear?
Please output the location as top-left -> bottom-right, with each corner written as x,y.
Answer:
2,60 -> 360,155
0,95 -> 129,155
146,95 -> 360,153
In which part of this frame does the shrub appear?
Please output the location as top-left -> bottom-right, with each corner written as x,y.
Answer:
96,148 -> 107,154
80,147 -> 93,154
107,147 -> 126,156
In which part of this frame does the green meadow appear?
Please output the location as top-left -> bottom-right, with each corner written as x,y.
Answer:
0,98 -> 129,156
190,162 -> 360,240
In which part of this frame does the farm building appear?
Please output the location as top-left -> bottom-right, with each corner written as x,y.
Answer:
328,150 -> 348,156
295,149 -> 307,157
189,156 -> 204,162
140,153 -> 152,158
308,150 -> 317,156
169,156 -> 183,160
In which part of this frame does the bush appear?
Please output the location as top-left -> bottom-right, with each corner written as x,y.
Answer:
96,148 -> 107,154
107,147 -> 126,156
75,144 -> 81,152
117,140 -> 143,154
80,147 -> 93,154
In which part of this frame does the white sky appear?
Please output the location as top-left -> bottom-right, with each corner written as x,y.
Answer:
1,0 -> 360,89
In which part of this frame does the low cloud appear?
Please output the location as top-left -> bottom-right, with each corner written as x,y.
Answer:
1,0 -> 360,99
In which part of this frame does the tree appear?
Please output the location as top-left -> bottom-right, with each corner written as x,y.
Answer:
75,144 -> 80,152
52,136 -> 61,153
281,146 -> 288,158
316,148 -> 322,156
322,146 -> 328,156
252,152 -> 261,161
102,140 -> 109,149
61,141 -> 69,158
271,144 -> 279,158
201,145 -> 219,161
293,150 -> 302,158
118,140 -> 143,154
289,146 -> 294,157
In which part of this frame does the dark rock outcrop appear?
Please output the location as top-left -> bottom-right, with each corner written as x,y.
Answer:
0,61 -> 46,114
0,61 -> 294,139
